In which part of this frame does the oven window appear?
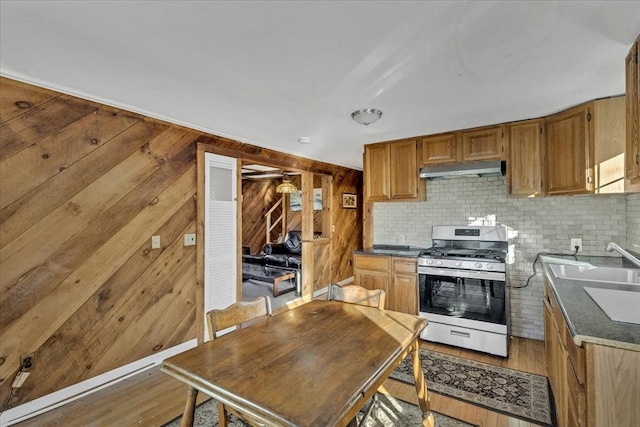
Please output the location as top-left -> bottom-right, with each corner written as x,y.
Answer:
419,273 -> 506,325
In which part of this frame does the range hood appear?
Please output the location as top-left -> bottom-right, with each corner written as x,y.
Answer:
419,160 -> 506,180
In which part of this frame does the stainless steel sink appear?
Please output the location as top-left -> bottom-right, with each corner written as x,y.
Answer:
549,264 -> 640,285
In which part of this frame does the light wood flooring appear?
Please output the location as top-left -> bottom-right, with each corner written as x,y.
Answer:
14,336 -> 546,427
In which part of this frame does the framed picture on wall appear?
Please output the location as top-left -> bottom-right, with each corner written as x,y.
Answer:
290,189 -> 323,211
342,193 -> 357,209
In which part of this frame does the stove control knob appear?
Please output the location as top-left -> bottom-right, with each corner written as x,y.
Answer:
475,262 -> 483,269
436,260 -> 442,266
426,259 -> 433,265
487,264 -> 494,270
455,261 -> 462,267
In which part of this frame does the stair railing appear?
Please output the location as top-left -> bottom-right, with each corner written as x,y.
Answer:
265,196 -> 286,243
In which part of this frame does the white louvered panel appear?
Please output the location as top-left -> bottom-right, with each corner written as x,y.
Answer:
204,153 -> 237,336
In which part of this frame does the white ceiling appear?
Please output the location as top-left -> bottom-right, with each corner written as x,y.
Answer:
1,1 -> 639,170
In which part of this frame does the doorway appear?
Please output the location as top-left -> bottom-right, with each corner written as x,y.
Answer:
240,162 -> 332,310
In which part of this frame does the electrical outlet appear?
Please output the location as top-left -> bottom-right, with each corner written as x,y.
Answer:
570,238 -> 583,252
184,233 -> 196,246
21,353 -> 34,371
151,235 -> 161,249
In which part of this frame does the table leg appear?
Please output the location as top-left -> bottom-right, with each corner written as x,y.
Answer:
179,387 -> 198,427
410,339 -> 434,427
217,401 -> 229,427
273,272 -> 296,297
273,276 -> 282,297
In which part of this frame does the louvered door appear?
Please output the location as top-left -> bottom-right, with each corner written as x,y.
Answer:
204,152 -> 237,339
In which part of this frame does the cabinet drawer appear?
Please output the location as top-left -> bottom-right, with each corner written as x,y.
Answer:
354,255 -> 389,272
392,258 -> 417,273
421,321 -> 508,357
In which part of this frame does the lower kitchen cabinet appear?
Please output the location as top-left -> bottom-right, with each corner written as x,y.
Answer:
353,254 -> 390,297
353,254 -> 418,314
544,279 -> 640,426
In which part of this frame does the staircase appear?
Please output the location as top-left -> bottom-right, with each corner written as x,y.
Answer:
265,196 -> 286,244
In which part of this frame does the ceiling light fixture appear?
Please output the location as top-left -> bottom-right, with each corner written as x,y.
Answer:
298,137 -> 311,144
276,174 -> 298,194
351,108 -> 383,126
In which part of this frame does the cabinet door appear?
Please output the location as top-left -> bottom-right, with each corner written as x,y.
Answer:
545,284 -> 569,427
546,104 -> 593,195
389,139 -> 419,199
460,125 -> 505,162
354,270 -> 389,304
420,133 -> 457,165
507,120 -> 544,197
566,359 -> 586,427
364,144 -> 391,201
626,37 -> 640,181
389,258 -> 418,314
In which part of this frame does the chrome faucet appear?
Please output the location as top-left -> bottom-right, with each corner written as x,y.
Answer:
604,242 -> 640,268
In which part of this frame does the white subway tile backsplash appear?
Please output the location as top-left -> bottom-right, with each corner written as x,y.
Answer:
373,176 -> 637,341
627,194 -> 640,248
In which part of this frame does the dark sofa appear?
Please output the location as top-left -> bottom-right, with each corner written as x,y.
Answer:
261,230 -> 302,269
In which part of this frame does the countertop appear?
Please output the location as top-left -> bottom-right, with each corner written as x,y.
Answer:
354,244 -> 427,258
542,255 -> 640,351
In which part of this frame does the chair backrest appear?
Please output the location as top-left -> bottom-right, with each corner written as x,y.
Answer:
206,296 -> 273,340
327,284 -> 386,309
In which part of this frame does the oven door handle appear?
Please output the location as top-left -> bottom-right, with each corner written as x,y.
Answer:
418,267 -> 505,281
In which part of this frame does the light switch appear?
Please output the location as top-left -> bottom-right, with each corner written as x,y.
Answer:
151,235 -> 161,249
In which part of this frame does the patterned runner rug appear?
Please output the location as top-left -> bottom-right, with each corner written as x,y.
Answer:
163,394 -> 476,427
390,349 -> 553,426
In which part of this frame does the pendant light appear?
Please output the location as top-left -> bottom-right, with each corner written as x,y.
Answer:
276,173 -> 297,194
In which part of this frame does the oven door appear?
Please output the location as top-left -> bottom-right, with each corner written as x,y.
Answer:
419,267 -> 506,325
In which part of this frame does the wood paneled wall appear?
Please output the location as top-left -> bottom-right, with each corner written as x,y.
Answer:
0,77 -> 362,409
241,178 -> 282,254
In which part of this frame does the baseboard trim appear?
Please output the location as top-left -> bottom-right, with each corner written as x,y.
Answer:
0,339 -> 197,426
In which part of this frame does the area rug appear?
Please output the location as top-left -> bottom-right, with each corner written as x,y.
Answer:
390,349 -> 552,426
163,394 -> 476,427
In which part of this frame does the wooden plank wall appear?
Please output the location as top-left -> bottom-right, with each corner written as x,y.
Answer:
241,178 -> 281,254
0,77 -> 362,409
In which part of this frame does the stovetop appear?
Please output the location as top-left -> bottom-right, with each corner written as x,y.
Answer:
419,247 -> 506,263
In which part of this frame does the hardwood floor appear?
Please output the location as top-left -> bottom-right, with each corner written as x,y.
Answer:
14,336 -> 546,427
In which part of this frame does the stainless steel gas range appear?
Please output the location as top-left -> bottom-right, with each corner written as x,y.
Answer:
418,225 -> 509,357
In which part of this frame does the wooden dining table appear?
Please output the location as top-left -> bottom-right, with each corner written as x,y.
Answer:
162,300 -> 434,427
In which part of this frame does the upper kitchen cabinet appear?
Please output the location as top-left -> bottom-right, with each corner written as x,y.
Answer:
460,125 -> 506,162
420,132 -> 458,165
364,139 -> 424,202
626,34 -> 640,182
592,96 -> 640,193
420,125 -> 505,166
546,97 -> 636,196
506,119 -> 545,197
546,103 -> 593,195
364,143 -> 391,200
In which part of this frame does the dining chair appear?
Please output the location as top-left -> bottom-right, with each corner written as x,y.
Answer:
180,296 -> 273,427
327,283 -> 386,309
327,284 -> 385,425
